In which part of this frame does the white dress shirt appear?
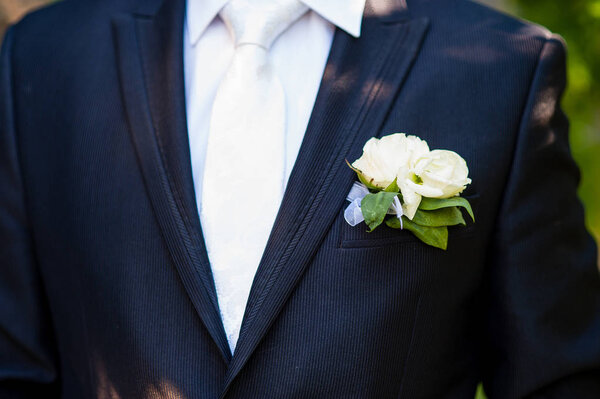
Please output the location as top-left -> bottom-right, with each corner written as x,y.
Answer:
184,0 -> 365,351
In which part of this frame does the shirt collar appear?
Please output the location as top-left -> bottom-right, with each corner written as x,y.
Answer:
186,0 -> 367,46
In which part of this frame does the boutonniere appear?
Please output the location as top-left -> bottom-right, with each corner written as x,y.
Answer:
345,133 -> 474,250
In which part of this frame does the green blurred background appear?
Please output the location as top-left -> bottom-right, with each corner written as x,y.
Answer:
1,1 -> 598,398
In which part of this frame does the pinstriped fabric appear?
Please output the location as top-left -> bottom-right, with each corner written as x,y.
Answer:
1,0 -> 599,398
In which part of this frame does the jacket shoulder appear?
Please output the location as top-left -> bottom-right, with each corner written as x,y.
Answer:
412,0 -> 559,53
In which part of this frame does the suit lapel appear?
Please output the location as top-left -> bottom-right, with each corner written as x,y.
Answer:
112,0 -> 231,362
221,1 -> 430,395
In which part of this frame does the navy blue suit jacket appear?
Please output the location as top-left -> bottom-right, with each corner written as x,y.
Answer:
1,0 -> 599,397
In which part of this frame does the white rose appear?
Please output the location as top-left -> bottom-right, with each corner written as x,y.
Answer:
406,149 -> 471,198
352,133 -> 429,189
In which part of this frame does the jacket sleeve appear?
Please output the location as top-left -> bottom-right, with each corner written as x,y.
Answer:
482,35 -> 600,398
0,27 -> 60,397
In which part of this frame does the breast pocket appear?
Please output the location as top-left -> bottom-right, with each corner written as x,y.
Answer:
339,194 -> 479,249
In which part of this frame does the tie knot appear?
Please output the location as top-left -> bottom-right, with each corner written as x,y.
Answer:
219,0 -> 309,49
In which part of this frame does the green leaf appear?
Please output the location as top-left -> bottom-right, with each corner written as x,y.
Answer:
418,197 -> 475,222
384,179 -> 400,193
361,191 -> 399,232
386,216 -> 448,250
411,207 -> 466,227
345,159 -> 382,191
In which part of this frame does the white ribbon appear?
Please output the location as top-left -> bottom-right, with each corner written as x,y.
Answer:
344,182 -> 404,229
344,182 -> 370,226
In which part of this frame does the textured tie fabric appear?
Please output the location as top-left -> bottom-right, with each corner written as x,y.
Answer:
201,0 -> 309,353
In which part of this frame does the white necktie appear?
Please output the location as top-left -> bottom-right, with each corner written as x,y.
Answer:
201,0 -> 309,353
